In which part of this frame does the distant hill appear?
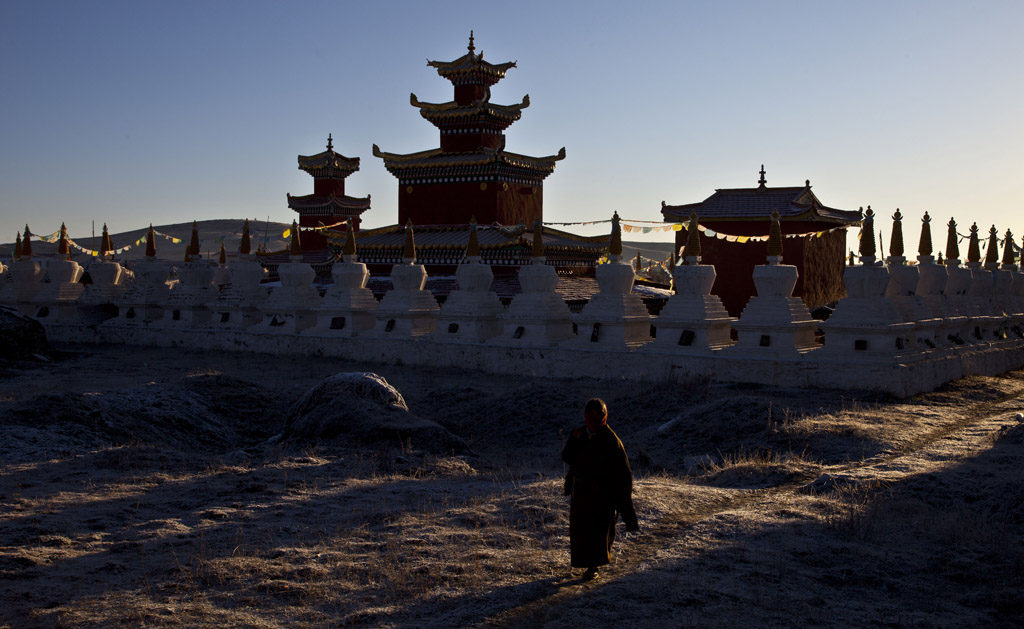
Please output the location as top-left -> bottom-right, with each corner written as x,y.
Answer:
0,219 -> 292,263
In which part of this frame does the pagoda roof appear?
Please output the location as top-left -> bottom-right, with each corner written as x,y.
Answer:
411,92 -> 529,127
287,193 -> 371,212
373,144 -> 566,176
297,138 -> 360,178
427,35 -> 516,86
661,182 -> 860,224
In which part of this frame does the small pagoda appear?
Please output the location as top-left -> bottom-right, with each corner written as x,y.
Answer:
373,32 -> 565,227
286,134 -> 371,250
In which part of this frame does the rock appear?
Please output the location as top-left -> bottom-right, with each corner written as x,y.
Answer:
0,305 -> 49,360
278,372 -> 467,454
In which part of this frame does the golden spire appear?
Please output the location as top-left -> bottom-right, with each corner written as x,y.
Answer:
239,219 -> 251,255
466,216 -> 480,259
984,225 -> 999,269
218,242 -> 227,265
13,232 -> 22,259
945,217 -> 959,263
684,211 -> 701,262
918,211 -> 933,257
403,219 -> 416,261
58,223 -> 70,259
145,224 -> 157,258
289,220 -> 302,256
859,207 -> 876,260
966,222 -> 981,264
609,212 -> 622,257
532,219 -> 545,259
889,208 -> 904,258
22,225 -> 33,258
188,221 -> 201,260
766,209 -> 783,258
1002,229 -> 1016,267
100,223 -> 114,257
343,220 -> 357,258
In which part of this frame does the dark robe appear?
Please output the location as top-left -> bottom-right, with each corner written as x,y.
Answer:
561,424 -> 639,568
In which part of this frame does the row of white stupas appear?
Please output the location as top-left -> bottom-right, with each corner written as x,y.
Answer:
3,209 -> 1024,396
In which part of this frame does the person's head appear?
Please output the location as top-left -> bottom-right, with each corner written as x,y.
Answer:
584,398 -> 608,431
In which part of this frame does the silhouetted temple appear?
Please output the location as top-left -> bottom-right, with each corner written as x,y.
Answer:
286,134 -> 371,250
373,32 -> 565,227
661,167 -> 860,316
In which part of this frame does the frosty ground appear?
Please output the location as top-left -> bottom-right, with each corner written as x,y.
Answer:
0,345 -> 1022,627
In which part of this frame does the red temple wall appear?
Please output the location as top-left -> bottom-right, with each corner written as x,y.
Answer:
673,220 -> 850,317
313,179 -> 345,197
398,181 -> 542,226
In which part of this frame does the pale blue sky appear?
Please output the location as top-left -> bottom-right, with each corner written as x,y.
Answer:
2,0 -> 1022,247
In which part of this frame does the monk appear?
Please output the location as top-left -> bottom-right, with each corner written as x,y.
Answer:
561,398 -> 639,580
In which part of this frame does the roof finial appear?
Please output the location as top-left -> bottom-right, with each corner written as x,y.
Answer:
468,30 -> 475,54
757,164 -> 767,188
327,133 -> 333,151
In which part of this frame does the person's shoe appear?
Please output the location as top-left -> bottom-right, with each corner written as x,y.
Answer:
582,567 -> 599,581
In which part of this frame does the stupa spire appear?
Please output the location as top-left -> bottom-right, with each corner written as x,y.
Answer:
945,217 -> 959,264
1002,229 -> 1016,268
984,225 -> 999,269
859,207 -> 876,262
58,223 -> 70,260
13,232 -> 22,259
22,225 -> 33,258
187,221 -> 200,261
889,209 -> 904,258
918,212 -> 933,257
403,219 -> 416,262
532,219 -> 545,259
289,220 -> 302,257
100,224 -> 113,258
466,216 -> 480,260
145,224 -> 157,258
342,219 -> 357,260
966,222 -> 981,264
239,219 -> 251,255
766,209 -> 783,260
609,212 -> 623,259
218,243 -> 227,265
684,211 -> 701,262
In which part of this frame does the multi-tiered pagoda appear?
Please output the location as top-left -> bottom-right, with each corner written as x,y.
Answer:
373,32 -> 565,227
286,134 -> 371,250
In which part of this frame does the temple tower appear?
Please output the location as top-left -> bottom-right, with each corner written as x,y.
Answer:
286,134 -> 371,250
374,33 -> 565,227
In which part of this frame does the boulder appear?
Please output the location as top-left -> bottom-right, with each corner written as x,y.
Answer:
278,372 -> 467,454
0,305 -> 48,360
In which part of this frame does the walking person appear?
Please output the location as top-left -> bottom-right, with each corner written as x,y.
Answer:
561,398 -> 639,580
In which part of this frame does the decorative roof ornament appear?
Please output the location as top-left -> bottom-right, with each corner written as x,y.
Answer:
289,220 -> 302,257
945,217 -> 959,264
100,223 -> 113,258
326,133 -> 333,151
145,224 -> 157,258
13,232 -> 22,259
889,208 -> 904,258
984,225 -> 1000,269
966,222 -> 981,264
937,252 -> 944,264
684,211 -> 701,263
239,219 -> 251,255
766,209 -> 784,260
1002,228 -> 1016,268
403,219 -> 416,262
858,207 -> 877,263
918,211 -> 933,258
58,223 -> 70,259
218,243 -> 227,265
342,220 -> 357,260
466,216 -> 480,260
22,225 -> 33,258
468,30 -> 475,54
531,219 -> 545,260
757,164 -> 767,188
609,212 -> 623,259
187,221 -> 200,261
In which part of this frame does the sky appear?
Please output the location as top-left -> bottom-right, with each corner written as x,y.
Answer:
2,0 -> 1022,250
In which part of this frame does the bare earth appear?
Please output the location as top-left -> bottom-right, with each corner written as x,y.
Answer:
0,345 -> 1022,627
